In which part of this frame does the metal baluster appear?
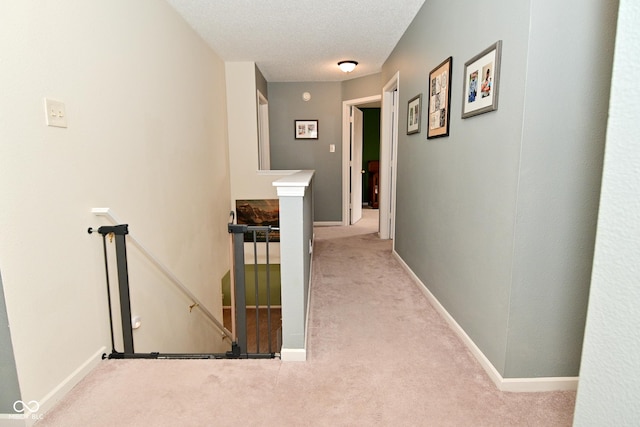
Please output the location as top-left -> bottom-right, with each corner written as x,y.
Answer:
253,230 -> 260,354
266,226 -> 272,353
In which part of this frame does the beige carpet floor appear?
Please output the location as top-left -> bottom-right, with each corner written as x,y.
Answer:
37,209 -> 575,426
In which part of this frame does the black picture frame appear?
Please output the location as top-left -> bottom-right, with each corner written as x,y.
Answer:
407,94 -> 422,135
294,120 -> 319,139
427,56 -> 453,139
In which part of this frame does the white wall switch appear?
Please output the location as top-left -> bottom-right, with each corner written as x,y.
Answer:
329,144 -> 335,153
44,98 -> 67,128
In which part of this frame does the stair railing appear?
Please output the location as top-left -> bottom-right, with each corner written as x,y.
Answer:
91,208 -> 233,345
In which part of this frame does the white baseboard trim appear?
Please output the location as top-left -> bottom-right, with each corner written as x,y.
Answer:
280,348 -> 306,362
0,347 -> 106,426
314,221 -> 342,227
0,414 -> 28,427
500,376 -> 578,392
302,246 -> 314,360
392,251 -> 579,393
29,347 -> 106,426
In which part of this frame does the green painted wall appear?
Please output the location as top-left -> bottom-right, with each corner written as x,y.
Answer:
222,265 -> 281,306
361,108 -> 381,204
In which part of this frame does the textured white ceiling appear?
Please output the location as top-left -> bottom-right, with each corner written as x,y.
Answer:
165,0 -> 426,82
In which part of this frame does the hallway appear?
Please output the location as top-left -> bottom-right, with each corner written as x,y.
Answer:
37,212 -> 575,426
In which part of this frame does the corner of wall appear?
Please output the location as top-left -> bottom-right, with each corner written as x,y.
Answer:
393,250 -> 578,392
20,347 -> 106,426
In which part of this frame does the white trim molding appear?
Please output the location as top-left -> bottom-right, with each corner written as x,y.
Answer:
280,348 -> 306,362
379,72 -> 400,240
0,347 -> 107,427
272,170 -> 314,197
0,413 -> 28,427
392,251 -> 579,392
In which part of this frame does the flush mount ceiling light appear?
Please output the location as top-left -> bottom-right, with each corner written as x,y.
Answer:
338,60 -> 358,73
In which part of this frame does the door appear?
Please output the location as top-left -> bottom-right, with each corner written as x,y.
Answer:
380,73 -> 399,239
350,106 -> 364,224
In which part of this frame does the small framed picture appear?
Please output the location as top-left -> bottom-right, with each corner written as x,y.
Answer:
427,56 -> 453,139
294,120 -> 318,139
407,94 -> 422,135
462,40 -> 502,119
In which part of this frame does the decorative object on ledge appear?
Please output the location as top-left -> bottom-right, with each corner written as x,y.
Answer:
462,40 -> 502,119
236,199 -> 280,242
407,94 -> 422,135
295,120 -> 318,139
338,60 -> 358,73
427,56 -> 453,139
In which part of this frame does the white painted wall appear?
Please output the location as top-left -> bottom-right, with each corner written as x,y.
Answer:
573,1 -> 640,423
0,0 -> 231,418
226,62 -> 294,201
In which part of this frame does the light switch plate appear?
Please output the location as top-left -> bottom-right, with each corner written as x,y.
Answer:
329,144 -> 335,153
44,98 -> 67,128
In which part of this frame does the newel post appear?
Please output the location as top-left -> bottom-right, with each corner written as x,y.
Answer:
273,170 -> 315,361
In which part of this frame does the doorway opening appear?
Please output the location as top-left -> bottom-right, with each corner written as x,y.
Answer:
342,95 -> 381,230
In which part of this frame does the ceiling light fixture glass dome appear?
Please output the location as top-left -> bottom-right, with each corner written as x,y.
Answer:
338,60 -> 358,73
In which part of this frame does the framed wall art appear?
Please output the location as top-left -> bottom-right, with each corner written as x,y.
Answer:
427,56 -> 453,139
294,120 -> 318,139
235,199 -> 280,242
462,40 -> 502,119
407,94 -> 422,135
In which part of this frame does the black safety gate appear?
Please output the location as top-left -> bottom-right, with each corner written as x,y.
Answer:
228,215 -> 280,356
88,218 -> 278,360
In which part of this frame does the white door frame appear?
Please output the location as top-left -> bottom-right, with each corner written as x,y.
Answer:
379,72 -> 399,240
350,106 -> 364,224
341,95 -> 382,226
257,89 -> 270,170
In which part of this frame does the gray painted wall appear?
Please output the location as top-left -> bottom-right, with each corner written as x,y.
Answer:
268,82 -> 342,221
505,0 -> 618,378
383,0 -> 530,375
0,272 -> 21,413
342,73 -> 382,101
382,0 -> 617,378
268,76 -> 384,222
